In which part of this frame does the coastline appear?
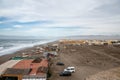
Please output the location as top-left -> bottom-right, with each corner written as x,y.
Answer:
0,39 -> 120,80
0,40 -> 57,65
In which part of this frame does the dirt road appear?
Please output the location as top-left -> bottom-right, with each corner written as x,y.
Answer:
49,45 -> 120,80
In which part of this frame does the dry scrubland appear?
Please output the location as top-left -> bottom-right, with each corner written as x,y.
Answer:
49,45 -> 120,80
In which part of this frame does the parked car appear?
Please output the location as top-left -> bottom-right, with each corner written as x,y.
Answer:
59,71 -> 71,76
64,67 -> 75,73
56,62 -> 64,66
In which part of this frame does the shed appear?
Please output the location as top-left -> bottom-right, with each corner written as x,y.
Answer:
1,68 -> 31,80
43,51 -> 58,58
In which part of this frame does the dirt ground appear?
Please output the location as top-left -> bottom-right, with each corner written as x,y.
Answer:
49,45 -> 120,80
0,41 -> 120,80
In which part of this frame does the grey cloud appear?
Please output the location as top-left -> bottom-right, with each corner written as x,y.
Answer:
0,0 -> 120,36
91,0 -> 120,17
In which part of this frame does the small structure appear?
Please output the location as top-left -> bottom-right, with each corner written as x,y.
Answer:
1,58 -> 48,80
22,53 -> 31,57
2,68 -> 30,80
22,75 -> 46,80
111,40 -> 120,45
35,47 -> 44,54
11,56 -> 34,60
43,51 -> 58,58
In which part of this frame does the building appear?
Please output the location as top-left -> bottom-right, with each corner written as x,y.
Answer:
43,51 -> 58,58
1,58 -> 48,80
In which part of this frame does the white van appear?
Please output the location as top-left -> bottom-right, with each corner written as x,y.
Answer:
64,67 -> 75,73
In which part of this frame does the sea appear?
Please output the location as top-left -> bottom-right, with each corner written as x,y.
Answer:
0,39 -> 55,56
0,35 -> 119,56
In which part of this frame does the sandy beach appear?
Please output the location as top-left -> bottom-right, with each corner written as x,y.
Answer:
0,40 -> 120,80
49,42 -> 120,80
0,41 -> 57,65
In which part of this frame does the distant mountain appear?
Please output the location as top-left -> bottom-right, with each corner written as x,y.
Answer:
63,35 -> 120,40
0,35 -> 120,40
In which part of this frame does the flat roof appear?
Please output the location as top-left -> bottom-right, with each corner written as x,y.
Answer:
4,68 -> 30,75
11,56 -> 34,60
13,60 -> 33,69
0,60 -> 21,75
12,59 -> 48,75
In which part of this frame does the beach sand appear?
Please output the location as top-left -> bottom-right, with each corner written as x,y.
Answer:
49,44 -> 120,80
0,41 -> 120,80
0,41 -> 57,65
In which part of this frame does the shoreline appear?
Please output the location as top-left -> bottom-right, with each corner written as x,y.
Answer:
0,39 -> 120,80
0,39 -> 56,56
0,40 -> 58,65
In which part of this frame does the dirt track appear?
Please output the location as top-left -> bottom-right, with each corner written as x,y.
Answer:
49,45 -> 120,80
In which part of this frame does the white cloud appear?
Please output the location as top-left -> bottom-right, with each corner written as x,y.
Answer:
13,25 -> 23,28
0,0 -> 117,21
0,0 -> 120,36
2,28 -> 13,31
0,21 -> 3,24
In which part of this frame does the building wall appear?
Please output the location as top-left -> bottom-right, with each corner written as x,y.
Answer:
1,74 -> 22,80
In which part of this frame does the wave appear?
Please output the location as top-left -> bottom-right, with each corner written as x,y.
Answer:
0,47 -> 4,51
0,39 -> 56,56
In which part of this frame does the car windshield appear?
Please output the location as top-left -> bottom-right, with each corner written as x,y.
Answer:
64,71 -> 69,73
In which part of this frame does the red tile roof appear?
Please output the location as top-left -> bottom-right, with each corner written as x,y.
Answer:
12,59 -> 48,75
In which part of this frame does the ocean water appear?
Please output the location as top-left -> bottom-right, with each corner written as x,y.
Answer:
0,39 -> 54,56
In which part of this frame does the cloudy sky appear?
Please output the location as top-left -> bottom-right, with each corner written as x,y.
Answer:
0,0 -> 120,37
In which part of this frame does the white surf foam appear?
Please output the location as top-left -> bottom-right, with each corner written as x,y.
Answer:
0,40 -> 55,56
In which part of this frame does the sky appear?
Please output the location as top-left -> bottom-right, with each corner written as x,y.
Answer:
0,0 -> 120,37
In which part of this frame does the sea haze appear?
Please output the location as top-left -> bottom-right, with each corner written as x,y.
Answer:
64,35 -> 120,40
0,37 -> 55,56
